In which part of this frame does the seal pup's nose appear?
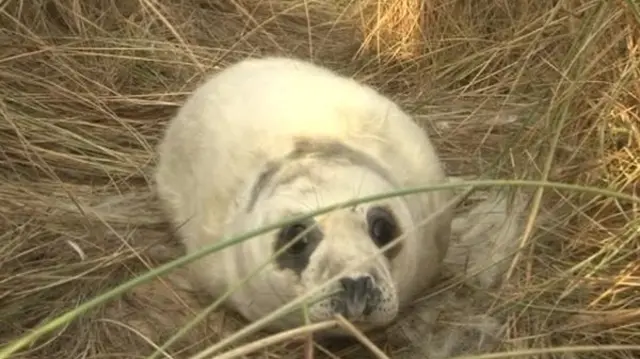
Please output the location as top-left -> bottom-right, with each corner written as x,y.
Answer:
338,275 -> 379,318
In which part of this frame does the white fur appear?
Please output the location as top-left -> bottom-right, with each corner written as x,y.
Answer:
390,187 -> 527,358
154,56 -> 453,332
447,188 -> 527,289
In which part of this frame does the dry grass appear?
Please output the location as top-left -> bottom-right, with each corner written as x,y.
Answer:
1,0 -> 639,358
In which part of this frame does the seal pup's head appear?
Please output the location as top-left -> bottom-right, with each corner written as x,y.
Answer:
222,138 -> 425,333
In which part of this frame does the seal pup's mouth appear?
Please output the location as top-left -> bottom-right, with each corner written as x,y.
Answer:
332,274 -> 383,322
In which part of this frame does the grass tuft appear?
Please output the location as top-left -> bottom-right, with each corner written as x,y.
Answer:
1,0 -> 638,358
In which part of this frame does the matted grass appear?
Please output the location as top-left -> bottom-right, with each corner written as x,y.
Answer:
1,0 -> 639,358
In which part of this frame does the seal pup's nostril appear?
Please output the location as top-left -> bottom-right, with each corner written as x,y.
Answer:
339,275 -> 377,318
341,276 -> 373,303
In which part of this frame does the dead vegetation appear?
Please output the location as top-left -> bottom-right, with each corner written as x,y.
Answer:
0,0 -> 639,358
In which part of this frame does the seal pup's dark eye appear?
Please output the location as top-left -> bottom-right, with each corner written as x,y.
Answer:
274,221 -> 323,275
279,223 -> 311,255
366,206 -> 400,248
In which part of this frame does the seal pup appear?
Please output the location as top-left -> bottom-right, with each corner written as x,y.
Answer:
154,56 -> 453,334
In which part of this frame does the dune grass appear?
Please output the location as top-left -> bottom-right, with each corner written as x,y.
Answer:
1,0 -> 639,358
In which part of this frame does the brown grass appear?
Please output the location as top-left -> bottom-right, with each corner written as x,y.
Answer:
1,0 -> 639,358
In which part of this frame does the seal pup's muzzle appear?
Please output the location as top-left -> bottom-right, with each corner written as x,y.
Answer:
336,274 -> 382,319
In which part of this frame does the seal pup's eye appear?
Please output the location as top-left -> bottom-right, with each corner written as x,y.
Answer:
279,223 -> 311,255
274,221 -> 323,275
366,206 -> 400,248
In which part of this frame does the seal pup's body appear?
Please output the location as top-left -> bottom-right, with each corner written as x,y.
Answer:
155,56 -> 453,333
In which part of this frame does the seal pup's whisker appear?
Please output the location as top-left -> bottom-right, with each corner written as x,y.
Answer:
155,56 -> 453,337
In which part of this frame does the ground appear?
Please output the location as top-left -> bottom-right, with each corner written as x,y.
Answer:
0,0 -> 639,358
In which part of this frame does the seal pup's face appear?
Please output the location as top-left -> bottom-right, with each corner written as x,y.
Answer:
225,139 -> 418,333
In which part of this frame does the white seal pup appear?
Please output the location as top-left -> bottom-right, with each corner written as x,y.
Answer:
154,56 -> 453,334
